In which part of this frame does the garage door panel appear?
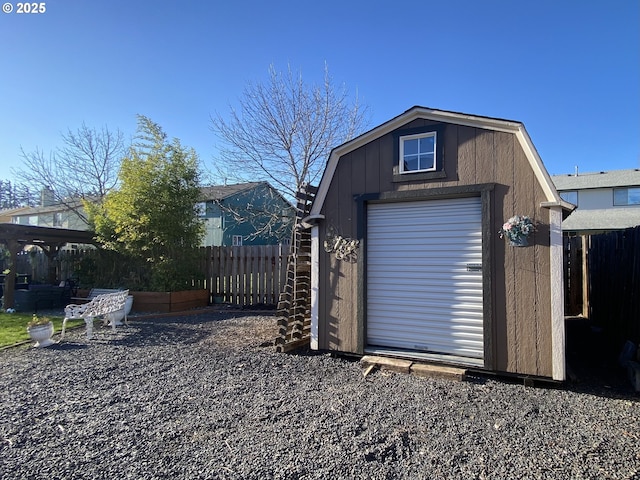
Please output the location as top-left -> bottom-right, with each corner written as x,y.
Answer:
368,276 -> 483,291
368,260 -> 482,271
367,197 -> 484,360
368,333 -> 484,350
367,308 -> 484,323
368,237 -> 482,248
372,330 -> 482,350
368,298 -> 484,313
367,252 -> 482,264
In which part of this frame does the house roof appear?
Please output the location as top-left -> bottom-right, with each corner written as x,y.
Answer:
200,181 -> 294,208
551,169 -> 640,191
9,198 -> 86,216
0,206 -> 31,215
310,106 -> 570,216
0,206 -> 31,221
561,208 -> 640,232
200,182 -> 264,201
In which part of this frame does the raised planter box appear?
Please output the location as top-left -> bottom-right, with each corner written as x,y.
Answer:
130,289 -> 209,313
71,289 -> 209,313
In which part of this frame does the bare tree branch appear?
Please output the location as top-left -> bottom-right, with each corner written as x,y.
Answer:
211,63 -> 370,200
14,123 -> 127,224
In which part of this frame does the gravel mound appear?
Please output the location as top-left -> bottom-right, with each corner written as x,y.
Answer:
1,311 -> 638,479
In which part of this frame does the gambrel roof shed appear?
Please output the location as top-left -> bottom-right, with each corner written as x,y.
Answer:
306,106 -> 572,381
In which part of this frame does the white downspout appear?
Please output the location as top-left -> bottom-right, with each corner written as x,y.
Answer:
310,225 -> 319,350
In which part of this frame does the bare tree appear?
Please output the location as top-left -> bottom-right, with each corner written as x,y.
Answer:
211,64 -> 369,200
15,123 -> 126,223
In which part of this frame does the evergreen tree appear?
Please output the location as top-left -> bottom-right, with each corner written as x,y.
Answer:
88,116 -> 204,291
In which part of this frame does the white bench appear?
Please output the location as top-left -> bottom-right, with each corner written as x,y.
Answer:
61,290 -> 130,340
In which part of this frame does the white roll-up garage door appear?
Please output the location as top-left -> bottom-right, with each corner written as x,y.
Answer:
366,196 -> 484,360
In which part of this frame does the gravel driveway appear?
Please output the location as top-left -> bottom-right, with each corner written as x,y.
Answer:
1,310 -> 638,480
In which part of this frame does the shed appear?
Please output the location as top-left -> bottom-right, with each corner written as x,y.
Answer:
305,106 -> 573,381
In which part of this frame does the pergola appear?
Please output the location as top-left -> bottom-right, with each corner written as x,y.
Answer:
0,223 -> 96,309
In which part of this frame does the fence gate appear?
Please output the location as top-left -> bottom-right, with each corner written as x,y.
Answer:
563,235 -> 588,317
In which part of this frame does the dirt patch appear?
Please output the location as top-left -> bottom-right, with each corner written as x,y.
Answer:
203,314 -> 279,349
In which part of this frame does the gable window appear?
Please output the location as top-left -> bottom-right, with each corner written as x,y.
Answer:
393,124 -> 446,182
614,187 -> 640,206
400,132 -> 436,173
232,235 -> 243,246
560,191 -> 578,206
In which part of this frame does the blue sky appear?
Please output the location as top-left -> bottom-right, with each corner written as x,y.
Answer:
0,0 -> 638,185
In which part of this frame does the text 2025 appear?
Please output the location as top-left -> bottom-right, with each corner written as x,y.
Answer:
16,2 -> 46,13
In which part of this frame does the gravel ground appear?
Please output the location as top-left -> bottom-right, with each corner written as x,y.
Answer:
1,310 -> 638,480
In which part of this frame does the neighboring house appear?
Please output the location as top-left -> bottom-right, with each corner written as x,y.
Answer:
10,201 -> 88,231
0,206 -> 30,223
8,187 -> 89,230
7,183 -> 294,247
198,182 -> 294,247
551,169 -> 640,234
305,106 -> 572,381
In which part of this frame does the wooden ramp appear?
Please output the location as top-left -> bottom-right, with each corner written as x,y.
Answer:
360,355 -> 468,382
274,185 -> 317,352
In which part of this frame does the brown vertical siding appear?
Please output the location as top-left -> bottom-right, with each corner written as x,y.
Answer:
456,126 -> 477,186
319,151 -> 359,352
534,189 -> 552,377
513,146 -> 538,374
364,141 -> 381,193
493,131 -> 515,373
318,120 -> 554,377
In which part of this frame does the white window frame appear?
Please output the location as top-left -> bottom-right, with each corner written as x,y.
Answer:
613,187 -> 640,206
195,202 -> 207,217
559,190 -> 578,206
232,235 -> 243,246
53,212 -> 63,227
399,132 -> 437,174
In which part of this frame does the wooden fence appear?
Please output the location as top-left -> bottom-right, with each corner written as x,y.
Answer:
587,226 -> 640,351
195,245 -> 290,306
3,245 -> 290,307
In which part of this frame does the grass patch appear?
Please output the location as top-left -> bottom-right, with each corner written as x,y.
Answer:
0,313 -> 84,348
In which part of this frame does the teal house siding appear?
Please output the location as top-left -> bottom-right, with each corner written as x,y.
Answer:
199,182 -> 294,247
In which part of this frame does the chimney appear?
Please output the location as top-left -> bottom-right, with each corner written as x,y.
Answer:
574,165 -> 579,177
40,186 -> 55,207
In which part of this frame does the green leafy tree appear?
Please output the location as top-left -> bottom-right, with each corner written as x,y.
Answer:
88,116 -> 204,291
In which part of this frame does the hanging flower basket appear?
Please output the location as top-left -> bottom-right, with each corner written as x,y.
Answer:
509,235 -> 528,247
499,215 -> 535,247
